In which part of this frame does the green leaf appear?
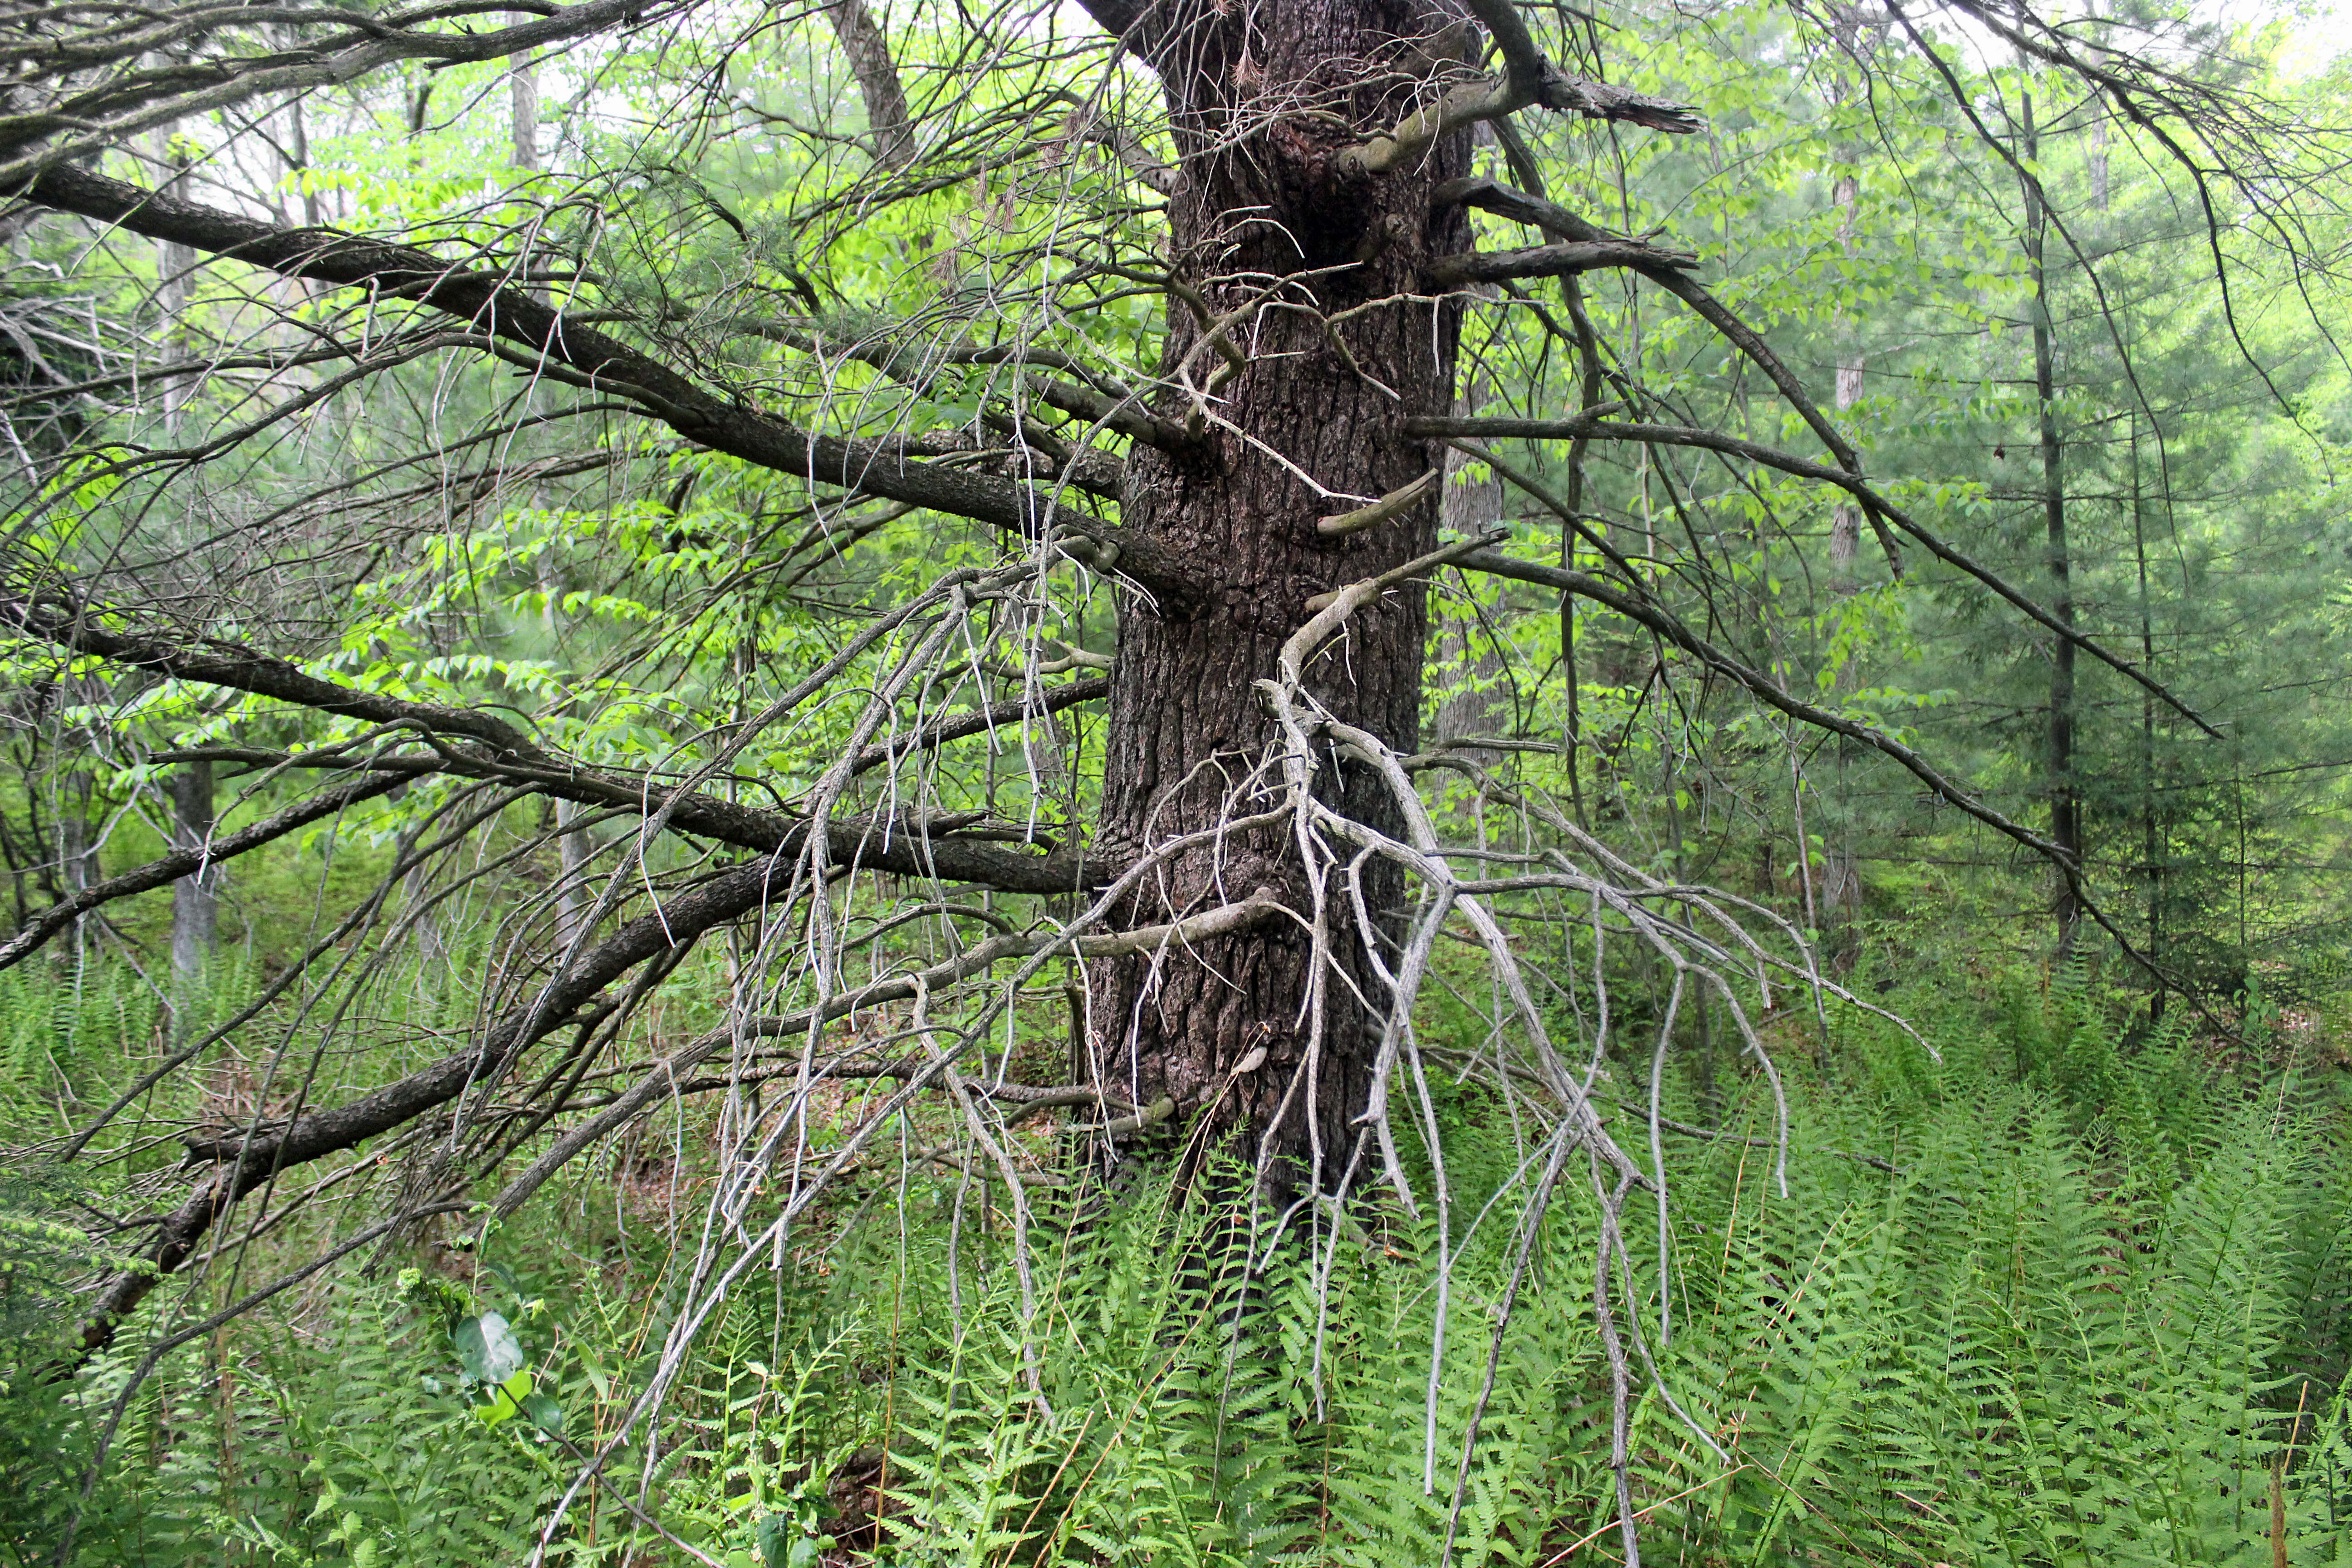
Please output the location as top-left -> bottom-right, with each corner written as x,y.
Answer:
476,1367 -> 535,1427
453,1311 -> 524,1385
755,1511 -> 790,1568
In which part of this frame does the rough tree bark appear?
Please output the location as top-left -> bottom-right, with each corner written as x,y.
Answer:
1086,0 -> 1474,1195
826,0 -> 914,169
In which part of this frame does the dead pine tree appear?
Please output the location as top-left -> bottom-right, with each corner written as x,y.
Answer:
0,0 -> 2318,1555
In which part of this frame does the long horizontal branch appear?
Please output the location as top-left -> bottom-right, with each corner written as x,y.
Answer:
1426,238 -> 1700,287
0,772 -> 411,975
8,754 -> 1085,977
485,890 -> 1282,1219
15,599 -> 545,757
6,608 -> 1098,900
1454,545 -> 2179,990
20,164 -> 1198,603
160,672 -> 1112,793
1410,414 -> 2216,737
849,675 -> 1108,775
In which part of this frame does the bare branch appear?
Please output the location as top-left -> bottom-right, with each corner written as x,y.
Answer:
20,164 -> 1198,600
485,891 -> 1284,1220
1426,238 -> 1698,286
0,771 -> 410,974
0,0 -> 672,186
1339,0 -> 1699,176
1406,414 -> 2218,737
849,675 -> 1108,775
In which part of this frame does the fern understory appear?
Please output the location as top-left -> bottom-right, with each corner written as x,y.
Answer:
5,971 -> 2350,1568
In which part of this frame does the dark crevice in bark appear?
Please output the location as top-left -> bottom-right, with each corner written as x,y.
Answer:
1087,0 -> 1475,1199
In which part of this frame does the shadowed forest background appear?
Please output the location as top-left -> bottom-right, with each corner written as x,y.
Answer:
0,0 -> 2350,1562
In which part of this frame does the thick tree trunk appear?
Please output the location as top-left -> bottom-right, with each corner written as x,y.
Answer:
1088,0 -> 1471,1195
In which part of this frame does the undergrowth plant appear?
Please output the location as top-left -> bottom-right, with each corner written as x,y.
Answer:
5,971 -> 2348,1565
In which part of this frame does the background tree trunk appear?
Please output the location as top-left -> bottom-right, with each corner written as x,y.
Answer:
1088,0 -> 1472,1196
1819,9 -> 1880,944
826,0 -> 913,169
1431,443 -> 1508,754
509,46 -> 538,173
168,758 -> 219,1006
153,126 -> 196,434
554,798 -> 591,948
2019,85 -> 2082,951
1433,355 -> 1507,754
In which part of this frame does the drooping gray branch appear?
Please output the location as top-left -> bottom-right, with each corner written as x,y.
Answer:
20,164 -> 1201,602
483,891 -> 1283,1221
78,807 -> 1096,1355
